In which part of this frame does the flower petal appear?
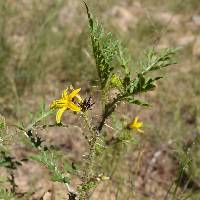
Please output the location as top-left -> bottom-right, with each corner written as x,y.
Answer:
134,117 -> 139,123
68,102 -> 81,112
49,101 -> 57,109
136,122 -> 143,128
50,99 -> 67,109
62,90 -> 68,99
76,94 -> 82,103
129,117 -> 143,130
56,107 -> 67,123
69,88 -> 81,100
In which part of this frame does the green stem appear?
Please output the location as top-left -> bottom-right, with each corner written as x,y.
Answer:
97,95 -> 123,132
79,112 -> 98,199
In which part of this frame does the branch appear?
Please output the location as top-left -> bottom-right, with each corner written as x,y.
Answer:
97,96 -> 123,132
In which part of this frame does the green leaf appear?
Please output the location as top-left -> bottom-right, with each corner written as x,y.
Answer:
84,2 -> 120,89
125,96 -> 149,106
141,47 -> 179,75
84,1 -> 93,30
128,75 -> 162,95
128,73 -> 145,94
27,130 -> 44,149
0,123 -> 4,129
30,150 -> 70,184
0,115 -> 5,129
27,107 -> 54,130
117,43 -> 131,75
0,188 -> 21,200
63,160 -> 76,175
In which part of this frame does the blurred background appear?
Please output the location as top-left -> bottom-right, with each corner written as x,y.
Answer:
0,0 -> 200,199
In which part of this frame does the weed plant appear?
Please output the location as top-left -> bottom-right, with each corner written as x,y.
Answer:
0,1 -> 199,200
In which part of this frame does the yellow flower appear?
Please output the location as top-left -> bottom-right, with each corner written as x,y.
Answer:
128,116 -> 144,133
50,88 -> 82,123
96,174 -> 110,182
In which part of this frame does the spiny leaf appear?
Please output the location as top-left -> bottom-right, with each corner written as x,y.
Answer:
128,74 -> 162,95
141,47 -> 179,75
125,97 -> 149,106
83,1 -> 93,29
84,2 -> 120,89
30,151 -> 70,184
27,106 -> 54,130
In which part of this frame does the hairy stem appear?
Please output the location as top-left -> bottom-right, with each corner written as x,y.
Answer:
79,95 -> 123,199
82,112 -> 98,178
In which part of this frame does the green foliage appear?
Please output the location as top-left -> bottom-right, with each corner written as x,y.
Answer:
126,74 -> 162,94
0,189 -> 20,200
30,150 -> 71,184
27,101 -> 54,130
0,151 -> 22,170
85,2 -> 120,89
121,47 -> 178,106
0,116 -> 5,131
0,123 -> 4,129
140,47 -> 179,75
125,97 -> 149,106
79,181 -> 97,192
14,103 -> 54,149
85,2 -> 178,109
26,130 -> 44,149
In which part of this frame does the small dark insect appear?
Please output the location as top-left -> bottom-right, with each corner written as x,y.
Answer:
80,96 -> 95,112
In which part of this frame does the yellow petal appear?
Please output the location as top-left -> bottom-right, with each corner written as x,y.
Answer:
136,122 -> 143,128
68,102 -> 81,112
49,101 -> 56,109
56,107 -> 67,123
134,117 -> 139,123
50,99 -> 67,109
69,88 -> 81,100
129,117 -> 143,129
62,90 -> 68,99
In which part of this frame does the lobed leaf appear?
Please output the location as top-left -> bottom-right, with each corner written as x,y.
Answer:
141,47 -> 179,75
30,151 -> 71,184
